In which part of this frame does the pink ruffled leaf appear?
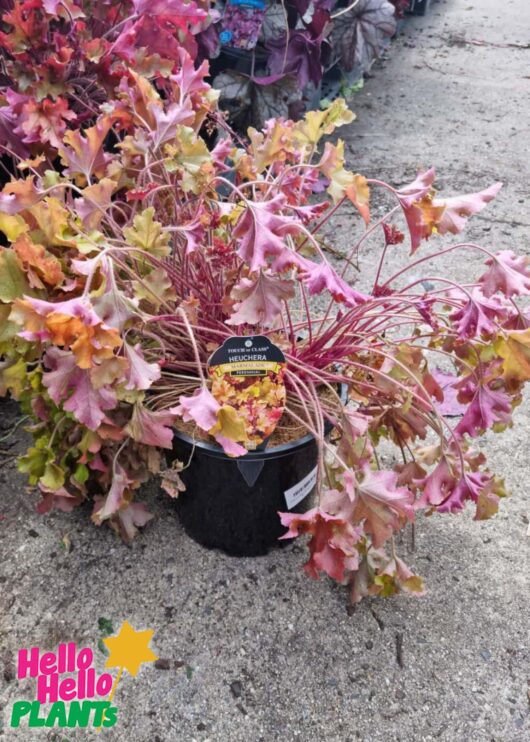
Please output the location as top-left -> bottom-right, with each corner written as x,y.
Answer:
227,271 -> 295,328
126,404 -> 175,449
171,386 -> 220,431
449,289 -> 507,339
42,347 -> 78,404
279,507 -> 361,582
353,466 -> 414,547
435,471 -> 492,515
298,260 -> 368,306
415,457 -> 457,509
147,100 -> 194,149
123,343 -> 161,390
62,369 -> 117,430
430,368 -> 467,417
395,168 -> 436,208
92,463 -> 133,522
272,251 -> 368,307
479,250 -> 530,298
454,383 -> 512,439
213,434 -> 247,457
433,182 -> 502,235
233,194 -> 302,272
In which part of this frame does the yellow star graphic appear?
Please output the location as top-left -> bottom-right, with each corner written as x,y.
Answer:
103,620 -> 158,677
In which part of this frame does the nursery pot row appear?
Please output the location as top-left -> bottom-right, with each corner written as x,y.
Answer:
166,403 -> 341,557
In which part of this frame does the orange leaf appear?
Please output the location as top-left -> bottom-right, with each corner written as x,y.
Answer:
44,313 -> 121,369
346,174 -> 370,225
0,176 -> 42,215
13,233 -> 64,288
494,328 -> 530,383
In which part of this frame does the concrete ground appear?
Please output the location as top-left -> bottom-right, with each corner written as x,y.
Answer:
1,0 -> 530,740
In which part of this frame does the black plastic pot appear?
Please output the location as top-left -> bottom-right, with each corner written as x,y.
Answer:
409,0 -> 431,16
167,418 -> 335,558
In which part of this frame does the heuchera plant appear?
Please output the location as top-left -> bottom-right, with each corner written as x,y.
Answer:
1,51 -> 529,602
212,0 -> 397,129
0,0 -> 214,166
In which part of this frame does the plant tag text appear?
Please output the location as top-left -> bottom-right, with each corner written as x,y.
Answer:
284,466 -> 318,510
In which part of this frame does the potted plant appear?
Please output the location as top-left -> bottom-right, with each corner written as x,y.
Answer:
1,50 -> 529,603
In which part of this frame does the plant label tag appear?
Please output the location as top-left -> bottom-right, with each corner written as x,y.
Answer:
284,466 -> 318,510
208,336 -> 286,450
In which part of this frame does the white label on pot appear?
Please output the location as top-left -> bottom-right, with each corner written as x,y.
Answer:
284,466 -> 318,510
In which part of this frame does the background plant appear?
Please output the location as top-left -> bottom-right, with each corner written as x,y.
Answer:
211,0 -> 398,129
0,0 -> 215,172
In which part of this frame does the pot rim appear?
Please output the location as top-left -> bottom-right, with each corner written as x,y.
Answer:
172,383 -> 348,460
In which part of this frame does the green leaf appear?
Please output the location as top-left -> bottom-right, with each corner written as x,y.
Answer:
0,304 -> 19,342
0,213 -> 28,241
0,357 -> 27,397
40,462 -> 65,491
73,463 -> 89,485
401,575 -> 425,594
0,248 -> 31,302
18,445 -> 53,483
123,208 -> 170,257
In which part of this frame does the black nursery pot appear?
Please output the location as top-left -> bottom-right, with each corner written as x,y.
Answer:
167,419 -> 335,558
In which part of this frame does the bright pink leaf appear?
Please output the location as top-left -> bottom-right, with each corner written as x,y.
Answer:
455,383 -> 512,438
213,434 -> 247,457
479,250 -> 530,298
279,507 -> 360,582
434,471 -> 490,514
63,370 -> 117,430
92,463 -> 132,522
430,368 -> 467,417
123,343 -> 161,390
233,194 -> 301,272
133,0 -> 207,21
172,386 -> 220,430
126,404 -> 175,449
415,457 -> 457,508
433,182 -> 502,235
353,467 -> 414,547
170,51 -> 211,98
114,11 -> 204,64
272,251 -> 367,306
297,260 -> 368,306
227,271 -> 295,327
395,168 -> 436,207
449,289 -> 506,338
